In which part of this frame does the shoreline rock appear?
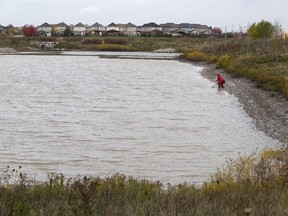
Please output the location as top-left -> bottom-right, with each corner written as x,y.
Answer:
195,62 -> 288,144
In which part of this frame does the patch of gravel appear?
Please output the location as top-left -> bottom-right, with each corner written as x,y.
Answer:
153,48 -> 177,53
196,62 -> 288,144
0,47 -> 17,53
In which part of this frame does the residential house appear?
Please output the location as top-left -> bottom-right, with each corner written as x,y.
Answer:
0,25 -> 5,34
106,22 -> 119,31
170,29 -> 182,37
73,22 -> 87,36
89,22 -> 106,36
160,23 -> 180,35
188,24 -> 201,35
37,22 -> 52,36
55,22 -> 69,36
120,22 -> 138,36
200,25 -> 212,35
178,23 -> 212,35
117,24 -> 126,34
106,22 -> 120,36
178,23 -> 193,35
141,22 -> 162,34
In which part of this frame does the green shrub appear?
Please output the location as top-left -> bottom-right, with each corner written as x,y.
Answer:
216,54 -> 230,68
223,55 -> 288,97
207,148 -> 286,186
183,51 -> 210,62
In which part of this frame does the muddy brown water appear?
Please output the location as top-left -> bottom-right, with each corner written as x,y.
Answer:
0,52 -> 280,184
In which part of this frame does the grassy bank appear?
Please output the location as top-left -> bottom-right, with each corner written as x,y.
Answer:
181,37 -> 288,98
0,35 -> 211,52
1,147 -> 288,215
183,51 -> 288,97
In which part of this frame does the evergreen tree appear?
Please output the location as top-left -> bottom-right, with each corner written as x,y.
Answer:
64,26 -> 71,37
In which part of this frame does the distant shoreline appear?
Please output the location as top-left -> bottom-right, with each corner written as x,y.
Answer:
0,49 -> 181,60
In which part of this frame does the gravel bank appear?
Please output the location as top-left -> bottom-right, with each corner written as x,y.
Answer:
0,47 -> 17,53
196,62 -> 288,144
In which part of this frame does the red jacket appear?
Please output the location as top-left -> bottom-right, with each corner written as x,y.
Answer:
217,74 -> 225,84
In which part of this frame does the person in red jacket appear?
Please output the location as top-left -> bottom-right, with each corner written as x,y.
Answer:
216,74 -> 225,88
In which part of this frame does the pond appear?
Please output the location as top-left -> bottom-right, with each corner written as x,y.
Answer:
0,52 -> 279,185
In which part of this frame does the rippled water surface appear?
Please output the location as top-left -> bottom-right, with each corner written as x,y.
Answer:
0,53 -> 279,184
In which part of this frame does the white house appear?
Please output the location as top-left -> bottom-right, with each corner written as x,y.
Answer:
121,22 -> 138,36
73,22 -> 87,36
55,22 -> 68,36
160,23 -> 179,35
141,22 -> 162,33
106,22 -> 120,32
177,23 -> 212,35
37,22 -> 52,36
196,24 -> 212,35
178,23 -> 192,34
90,22 -> 105,31
88,22 -> 106,36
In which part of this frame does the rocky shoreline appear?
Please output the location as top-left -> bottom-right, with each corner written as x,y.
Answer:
196,62 -> 288,144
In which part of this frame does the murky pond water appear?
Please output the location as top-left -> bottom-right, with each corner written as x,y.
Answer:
0,52 -> 279,184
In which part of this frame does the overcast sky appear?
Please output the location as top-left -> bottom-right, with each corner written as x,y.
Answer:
0,0 -> 287,31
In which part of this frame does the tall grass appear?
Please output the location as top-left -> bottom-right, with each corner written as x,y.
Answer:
1,147 -> 288,215
181,51 -> 212,62
221,54 -> 288,96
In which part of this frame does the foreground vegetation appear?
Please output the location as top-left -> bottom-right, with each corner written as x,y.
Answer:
0,147 -> 288,215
